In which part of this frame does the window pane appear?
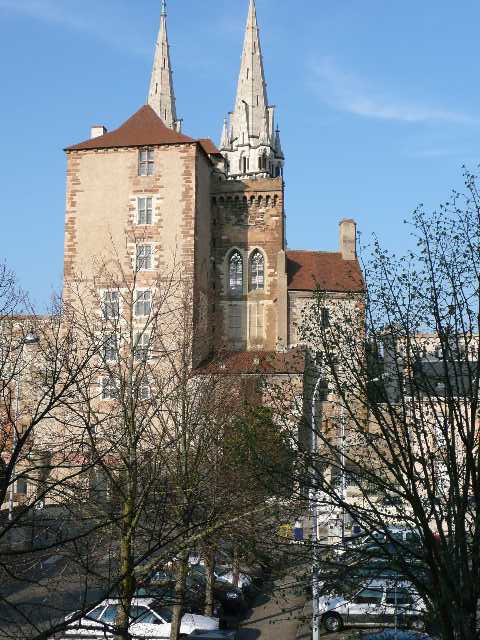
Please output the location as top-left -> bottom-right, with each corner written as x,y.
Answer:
229,252 -> 243,293
101,605 -> 119,623
354,589 -> 383,604
250,251 -> 264,291
386,589 -> 412,605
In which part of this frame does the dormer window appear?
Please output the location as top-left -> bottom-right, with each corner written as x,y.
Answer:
249,250 -> 265,291
228,251 -> 243,294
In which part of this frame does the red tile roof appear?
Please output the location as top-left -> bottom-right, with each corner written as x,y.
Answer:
195,349 -> 305,375
198,138 -> 222,156
286,251 -> 364,293
66,105 -> 195,151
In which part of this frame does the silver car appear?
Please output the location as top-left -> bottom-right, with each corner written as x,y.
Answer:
318,579 -> 426,633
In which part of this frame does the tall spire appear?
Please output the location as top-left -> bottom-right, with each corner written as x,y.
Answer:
148,1 -> 180,131
220,0 -> 284,180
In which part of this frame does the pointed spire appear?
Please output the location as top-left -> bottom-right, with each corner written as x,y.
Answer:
231,0 -> 269,145
220,0 -> 284,179
148,1 -> 179,130
220,116 -> 230,150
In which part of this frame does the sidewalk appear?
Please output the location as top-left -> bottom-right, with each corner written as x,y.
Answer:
237,570 -> 308,640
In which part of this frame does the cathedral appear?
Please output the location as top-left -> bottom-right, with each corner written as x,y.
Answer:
63,0 -> 364,374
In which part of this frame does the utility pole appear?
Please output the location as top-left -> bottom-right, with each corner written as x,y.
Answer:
311,375 -> 325,640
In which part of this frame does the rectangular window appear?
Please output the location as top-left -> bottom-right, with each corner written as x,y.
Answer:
137,197 -> 153,225
104,334 -> 118,362
229,305 -> 242,340
138,148 -> 154,176
138,378 -> 151,401
134,332 -> 151,361
320,307 -> 330,328
136,245 -> 152,271
249,303 -> 264,341
101,377 -> 118,400
16,478 -> 28,496
103,291 -> 120,320
134,290 -> 152,317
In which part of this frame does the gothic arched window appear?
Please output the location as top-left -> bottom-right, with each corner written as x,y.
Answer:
228,251 -> 243,294
250,250 -> 265,291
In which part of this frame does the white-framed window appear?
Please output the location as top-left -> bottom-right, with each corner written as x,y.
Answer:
103,334 -> 118,362
138,148 -> 154,176
137,197 -> 153,225
134,332 -> 151,362
138,378 -> 151,401
228,251 -> 243,294
249,303 -> 264,341
249,250 -> 265,291
134,290 -> 152,317
136,245 -> 153,271
101,377 -> 118,400
102,291 -> 120,320
229,305 -> 243,340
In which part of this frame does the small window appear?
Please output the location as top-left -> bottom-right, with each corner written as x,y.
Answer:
320,307 -> 330,328
249,250 -> 265,291
353,588 -> 383,605
136,245 -> 152,271
229,305 -> 242,340
104,334 -> 118,362
385,589 -> 413,606
103,291 -> 120,320
102,377 -> 118,400
137,378 -> 151,401
135,290 -> 152,317
229,251 -> 243,294
134,332 -> 151,362
16,478 -> 28,495
138,148 -> 154,176
137,197 -> 153,225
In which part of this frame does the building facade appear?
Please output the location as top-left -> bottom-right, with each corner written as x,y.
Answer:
63,0 -> 364,372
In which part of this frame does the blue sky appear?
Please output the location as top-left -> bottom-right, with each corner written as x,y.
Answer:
1,0 -> 479,308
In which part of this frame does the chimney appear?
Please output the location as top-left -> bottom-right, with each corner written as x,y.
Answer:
90,125 -> 107,139
339,218 -> 357,260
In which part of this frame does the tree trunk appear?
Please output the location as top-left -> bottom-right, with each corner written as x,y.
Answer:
170,550 -> 189,640
204,550 -> 215,618
232,546 -> 240,588
115,494 -> 136,639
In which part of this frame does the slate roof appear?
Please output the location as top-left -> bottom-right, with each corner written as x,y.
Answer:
286,250 -> 365,293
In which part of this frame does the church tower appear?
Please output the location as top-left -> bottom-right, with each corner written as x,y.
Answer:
212,0 -> 288,353
147,0 -> 182,132
220,0 -> 284,179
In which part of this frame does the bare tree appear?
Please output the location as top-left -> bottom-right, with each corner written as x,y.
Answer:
285,169 -> 480,640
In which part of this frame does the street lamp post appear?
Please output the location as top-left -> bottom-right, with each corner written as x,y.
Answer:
311,375 -> 325,640
7,332 -> 39,527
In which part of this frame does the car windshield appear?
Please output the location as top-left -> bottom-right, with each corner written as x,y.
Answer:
86,605 -> 105,621
215,567 -> 230,577
151,603 -> 173,623
130,605 -> 159,624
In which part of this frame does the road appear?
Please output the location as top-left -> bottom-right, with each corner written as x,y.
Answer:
237,570 -> 307,640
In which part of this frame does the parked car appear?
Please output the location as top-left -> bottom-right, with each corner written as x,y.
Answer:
319,579 -> 426,633
187,566 -> 249,615
61,597 -> 219,638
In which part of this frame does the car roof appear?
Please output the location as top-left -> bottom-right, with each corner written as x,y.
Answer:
99,598 -> 156,606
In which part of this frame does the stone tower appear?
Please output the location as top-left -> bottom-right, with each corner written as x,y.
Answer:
212,0 -> 288,353
147,0 -> 182,132
219,0 -> 284,180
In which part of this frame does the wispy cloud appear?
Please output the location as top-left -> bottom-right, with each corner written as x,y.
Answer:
0,0 -> 149,56
310,57 -> 477,125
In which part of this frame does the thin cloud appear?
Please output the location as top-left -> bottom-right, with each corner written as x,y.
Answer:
0,0 -> 149,56
310,57 -> 477,125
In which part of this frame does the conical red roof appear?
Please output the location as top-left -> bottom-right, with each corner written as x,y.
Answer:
66,105 -> 194,151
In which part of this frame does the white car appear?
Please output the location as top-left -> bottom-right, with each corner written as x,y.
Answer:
318,579 -> 426,633
215,566 -> 252,590
61,597 -> 219,639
